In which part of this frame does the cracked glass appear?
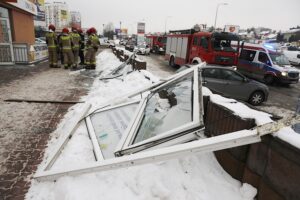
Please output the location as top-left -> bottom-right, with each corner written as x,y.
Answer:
133,73 -> 193,144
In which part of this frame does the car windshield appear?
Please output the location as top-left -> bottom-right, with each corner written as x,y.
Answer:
269,53 -> 290,66
212,33 -> 239,52
212,39 -> 238,52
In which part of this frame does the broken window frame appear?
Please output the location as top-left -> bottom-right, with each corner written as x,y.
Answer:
114,67 -> 204,156
85,99 -> 142,161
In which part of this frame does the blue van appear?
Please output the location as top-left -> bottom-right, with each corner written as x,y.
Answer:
237,43 -> 299,85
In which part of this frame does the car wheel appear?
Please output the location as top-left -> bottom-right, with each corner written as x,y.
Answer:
249,91 -> 265,106
264,75 -> 274,85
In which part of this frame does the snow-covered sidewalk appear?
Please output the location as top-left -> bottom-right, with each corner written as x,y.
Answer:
26,49 -> 258,200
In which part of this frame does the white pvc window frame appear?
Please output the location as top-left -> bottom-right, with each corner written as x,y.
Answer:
114,67 -> 204,156
85,99 -> 142,161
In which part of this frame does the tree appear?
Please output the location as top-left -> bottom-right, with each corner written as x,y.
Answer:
289,35 -> 295,43
103,22 -> 115,39
276,32 -> 284,42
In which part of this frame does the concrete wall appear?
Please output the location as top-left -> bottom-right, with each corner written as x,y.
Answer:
10,9 -> 35,45
204,97 -> 300,200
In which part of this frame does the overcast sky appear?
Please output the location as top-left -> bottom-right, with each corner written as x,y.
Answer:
47,0 -> 300,33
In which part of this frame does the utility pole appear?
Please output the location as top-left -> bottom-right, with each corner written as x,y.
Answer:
165,16 -> 172,34
214,3 -> 228,31
119,21 -> 122,39
102,24 -> 105,36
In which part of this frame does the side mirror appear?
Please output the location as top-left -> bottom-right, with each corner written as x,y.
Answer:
243,77 -> 249,82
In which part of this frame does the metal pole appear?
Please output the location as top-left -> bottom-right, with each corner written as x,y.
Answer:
214,3 -> 228,31
165,16 -> 171,34
120,21 -> 122,39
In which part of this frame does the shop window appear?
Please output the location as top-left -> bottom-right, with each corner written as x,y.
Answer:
0,7 -> 9,18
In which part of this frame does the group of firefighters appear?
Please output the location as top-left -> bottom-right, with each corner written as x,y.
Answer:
45,24 -> 100,70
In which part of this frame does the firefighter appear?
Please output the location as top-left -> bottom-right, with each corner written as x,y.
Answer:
70,27 -> 81,69
85,27 -> 100,69
59,28 -> 74,69
45,24 -> 58,68
78,28 -> 85,65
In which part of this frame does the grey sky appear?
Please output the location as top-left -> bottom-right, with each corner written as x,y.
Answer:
48,0 -> 300,33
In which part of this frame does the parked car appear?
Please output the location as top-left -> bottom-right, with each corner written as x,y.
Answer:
107,40 -> 115,48
134,44 -> 150,55
119,39 -> 127,46
35,37 -> 46,44
200,66 -> 269,105
283,46 -> 300,66
125,41 -> 135,51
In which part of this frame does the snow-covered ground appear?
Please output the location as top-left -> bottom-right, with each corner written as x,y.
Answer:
26,49 -> 298,200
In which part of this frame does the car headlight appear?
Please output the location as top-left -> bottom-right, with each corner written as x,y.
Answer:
281,71 -> 288,76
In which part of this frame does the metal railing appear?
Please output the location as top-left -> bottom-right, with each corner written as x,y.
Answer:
0,44 -> 13,63
13,43 -> 29,64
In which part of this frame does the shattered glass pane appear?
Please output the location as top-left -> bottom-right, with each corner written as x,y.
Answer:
133,73 -> 193,144
91,103 -> 139,159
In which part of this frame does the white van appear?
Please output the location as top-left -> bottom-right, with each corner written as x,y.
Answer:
237,43 -> 299,85
283,46 -> 300,66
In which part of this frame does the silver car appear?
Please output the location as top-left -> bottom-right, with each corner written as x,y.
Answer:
200,66 -> 269,105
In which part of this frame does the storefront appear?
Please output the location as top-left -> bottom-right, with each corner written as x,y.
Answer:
0,0 -> 37,65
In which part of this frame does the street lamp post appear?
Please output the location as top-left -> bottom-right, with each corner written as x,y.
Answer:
165,16 -> 172,34
214,3 -> 228,31
119,21 -> 122,39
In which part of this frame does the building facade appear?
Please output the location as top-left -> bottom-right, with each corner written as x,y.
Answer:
70,11 -> 81,29
0,0 -> 38,64
45,1 -> 70,30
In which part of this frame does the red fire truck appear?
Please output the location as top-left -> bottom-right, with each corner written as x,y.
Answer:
146,35 -> 167,54
165,29 -> 241,67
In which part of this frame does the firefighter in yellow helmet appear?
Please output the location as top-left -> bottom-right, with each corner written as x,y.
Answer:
45,24 -> 58,68
59,28 -> 74,69
70,26 -> 81,69
85,27 -> 100,69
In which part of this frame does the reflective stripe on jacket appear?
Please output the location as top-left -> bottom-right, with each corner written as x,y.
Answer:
60,35 -> 72,51
71,32 -> 81,49
87,34 -> 100,49
45,32 -> 57,49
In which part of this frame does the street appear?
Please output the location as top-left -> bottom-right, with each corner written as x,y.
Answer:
139,52 -> 300,112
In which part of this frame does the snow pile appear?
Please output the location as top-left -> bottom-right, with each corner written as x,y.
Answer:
27,49 -> 257,200
202,87 -> 273,126
273,126 -> 300,148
